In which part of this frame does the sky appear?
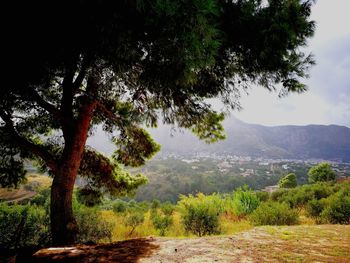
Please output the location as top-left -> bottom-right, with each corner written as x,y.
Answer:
233,0 -> 350,127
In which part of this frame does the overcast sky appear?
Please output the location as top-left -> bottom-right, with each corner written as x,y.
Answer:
233,0 -> 350,127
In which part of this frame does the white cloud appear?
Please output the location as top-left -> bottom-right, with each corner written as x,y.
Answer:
231,0 -> 350,127
233,89 -> 333,126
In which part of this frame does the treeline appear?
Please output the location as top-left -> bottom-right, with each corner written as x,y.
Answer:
132,159 -> 310,202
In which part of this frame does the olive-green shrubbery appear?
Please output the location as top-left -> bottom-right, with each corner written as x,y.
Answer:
306,185 -> 350,224
271,182 -> 350,225
249,202 -> 299,226
178,193 -> 222,236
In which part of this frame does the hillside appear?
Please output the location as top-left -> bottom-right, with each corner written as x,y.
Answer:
150,117 -> 350,162
0,174 -> 51,203
31,225 -> 350,263
88,117 -> 350,162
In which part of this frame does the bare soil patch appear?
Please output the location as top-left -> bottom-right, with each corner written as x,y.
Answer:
31,225 -> 350,263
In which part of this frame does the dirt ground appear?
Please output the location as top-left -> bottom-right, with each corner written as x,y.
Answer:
32,225 -> 350,263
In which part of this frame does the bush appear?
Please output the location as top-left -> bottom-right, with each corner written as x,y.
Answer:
321,192 -> 350,224
232,186 -> 260,216
255,191 -> 270,202
152,214 -> 173,236
74,205 -> 114,243
112,199 -> 128,213
161,202 -> 175,216
278,173 -> 297,188
31,188 -> 51,207
249,202 -> 299,226
151,199 -> 161,210
308,163 -> 336,183
306,199 -> 326,224
271,183 -> 335,209
124,211 -> 145,236
0,203 -> 50,250
178,193 -> 221,236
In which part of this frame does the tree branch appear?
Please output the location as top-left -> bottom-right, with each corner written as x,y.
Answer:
72,58 -> 89,92
29,89 -> 62,119
0,110 -> 58,172
96,101 -> 122,124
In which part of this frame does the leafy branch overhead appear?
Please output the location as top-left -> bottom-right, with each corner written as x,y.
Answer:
2,0 -> 315,244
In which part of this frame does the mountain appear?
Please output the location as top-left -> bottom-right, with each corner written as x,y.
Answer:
88,117 -> 350,162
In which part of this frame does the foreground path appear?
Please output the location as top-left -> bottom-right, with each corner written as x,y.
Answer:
33,225 -> 350,263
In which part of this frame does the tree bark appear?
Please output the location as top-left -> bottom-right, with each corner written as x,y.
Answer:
50,76 -> 98,246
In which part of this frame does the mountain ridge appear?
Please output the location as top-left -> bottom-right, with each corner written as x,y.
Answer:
87,117 -> 350,162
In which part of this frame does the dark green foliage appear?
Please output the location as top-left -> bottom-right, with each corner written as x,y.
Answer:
79,148 -> 148,197
114,127 -> 161,167
306,198 -> 326,224
0,146 -> 26,188
74,205 -> 114,243
76,187 -> 104,207
249,202 -> 299,226
321,192 -> 350,224
308,163 -> 336,183
0,203 -> 50,250
279,173 -> 297,188
256,191 -> 270,202
112,200 -> 128,213
271,183 -> 335,209
31,188 -> 51,207
182,206 -> 220,237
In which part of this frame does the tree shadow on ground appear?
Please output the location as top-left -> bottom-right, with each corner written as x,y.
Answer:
31,238 -> 159,263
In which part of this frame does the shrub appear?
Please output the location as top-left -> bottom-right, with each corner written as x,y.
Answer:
74,205 -> 114,243
31,188 -> 51,207
321,192 -> 350,224
232,186 -> 260,216
271,183 -> 335,209
161,202 -> 175,216
249,202 -> 299,226
125,211 -> 145,236
306,198 -> 326,224
152,214 -> 173,236
151,199 -> 161,210
278,173 -> 297,188
0,203 -> 50,250
255,191 -> 270,202
178,193 -> 221,236
308,163 -> 336,183
112,199 -> 128,213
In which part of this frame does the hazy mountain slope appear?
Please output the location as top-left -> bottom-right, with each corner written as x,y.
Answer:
88,117 -> 350,162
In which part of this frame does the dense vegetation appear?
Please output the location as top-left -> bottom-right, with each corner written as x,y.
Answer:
1,174 -> 349,254
131,159 -> 347,202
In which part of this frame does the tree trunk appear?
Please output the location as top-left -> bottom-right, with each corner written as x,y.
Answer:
50,87 -> 97,246
50,167 -> 78,246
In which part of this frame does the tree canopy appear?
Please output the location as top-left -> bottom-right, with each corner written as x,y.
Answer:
279,173 -> 298,188
308,163 -> 336,183
2,0 -> 315,245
